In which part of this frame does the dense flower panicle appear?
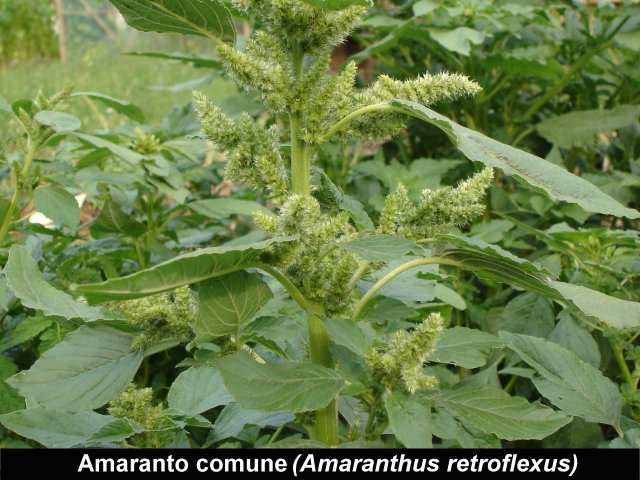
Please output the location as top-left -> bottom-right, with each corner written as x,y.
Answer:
113,286 -> 197,350
108,385 -> 174,448
302,61 -> 357,144
194,92 -> 288,201
254,194 -> 358,315
345,73 -> 482,140
379,168 -> 494,240
367,313 -> 444,394
217,42 -> 290,112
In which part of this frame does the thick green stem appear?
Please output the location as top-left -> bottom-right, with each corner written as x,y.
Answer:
307,313 -> 339,445
287,45 -> 338,444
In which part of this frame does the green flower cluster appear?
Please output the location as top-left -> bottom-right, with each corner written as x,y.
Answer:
131,128 -> 161,154
378,168 -> 494,240
194,92 -> 288,201
113,286 -> 197,350
366,313 -> 444,394
255,194 -> 359,315
108,384 -> 174,448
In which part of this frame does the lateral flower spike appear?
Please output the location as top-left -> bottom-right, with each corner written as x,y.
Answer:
367,313 -> 445,394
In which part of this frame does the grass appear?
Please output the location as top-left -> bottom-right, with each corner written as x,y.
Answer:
0,31 -> 235,134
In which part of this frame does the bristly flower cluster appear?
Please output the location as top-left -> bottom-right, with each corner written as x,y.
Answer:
113,286 -> 197,350
255,194 -> 358,315
108,384 -> 175,448
378,168 -> 494,240
366,313 -> 444,394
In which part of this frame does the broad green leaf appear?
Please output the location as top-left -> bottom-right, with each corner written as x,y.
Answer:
301,0 -> 370,10
413,0 -> 439,16
551,281 -> 640,330
341,234 -> 418,261
33,111 -> 81,132
499,331 -> 624,430
440,234 -> 560,299
126,51 -> 223,69
8,326 -> 143,411
364,257 -> 437,306
500,293 -> 555,338
427,27 -> 485,56
75,132 -> 144,166
33,185 -> 80,230
71,92 -> 145,123
550,312 -> 600,368
72,237 -> 291,303
0,409 -> 133,448
437,385 -> 570,440
168,366 -> 233,415
433,283 -> 466,310
391,100 -> 640,219
194,271 -> 272,338
91,199 -> 146,238
4,245 -> 113,321
384,391 -> 432,448
325,319 -> 373,356
188,198 -> 271,219
217,353 -> 345,412
110,0 -> 236,43
0,316 -> 53,352
212,403 -> 293,440
431,327 -> 502,369
537,105 -> 640,148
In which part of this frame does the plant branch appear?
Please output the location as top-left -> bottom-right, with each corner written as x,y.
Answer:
351,256 -> 461,320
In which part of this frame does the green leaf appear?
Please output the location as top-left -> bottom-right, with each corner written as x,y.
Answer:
109,0 -> 236,43
0,409 -> 134,448
537,105 -> 640,148
440,234 -> 560,299
91,199 -> 146,238
433,283 -> 466,310
188,198 -> 271,219
550,312 -> 600,368
212,403 -> 293,440
431,327 -> 503,369
499,331 -> 624,430
71,92 -> 145,123
33,185 -> 80,230
413,0 -> 439,17
392,100 -> 640,219
384,391 -> 432,448
217,352 -> 345,412
71,237 -> 292,303
0,316 -> 53,352
325,319 -> 373,356
427,27 -> 485,56
341,234 -> 418,261
126,51 -> 223,69
33,111 -> 81,132
167,366 -> 233,415
551,281 -> 640,330
194,271 -> 273,339
74,132 -> 144,166
500,293 -> 555,338
300,0 -> 370,10
4,245 -> 113,321
437,385 -> 570,440
7,326 -> 143,411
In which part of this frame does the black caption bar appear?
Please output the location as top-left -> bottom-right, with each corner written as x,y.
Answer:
1,449 -> 638,478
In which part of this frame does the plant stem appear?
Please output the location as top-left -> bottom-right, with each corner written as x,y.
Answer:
307,313 -> 339,445
611,337 -> 637,394
351,256 -> 460,320
287,44 -> 338,445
